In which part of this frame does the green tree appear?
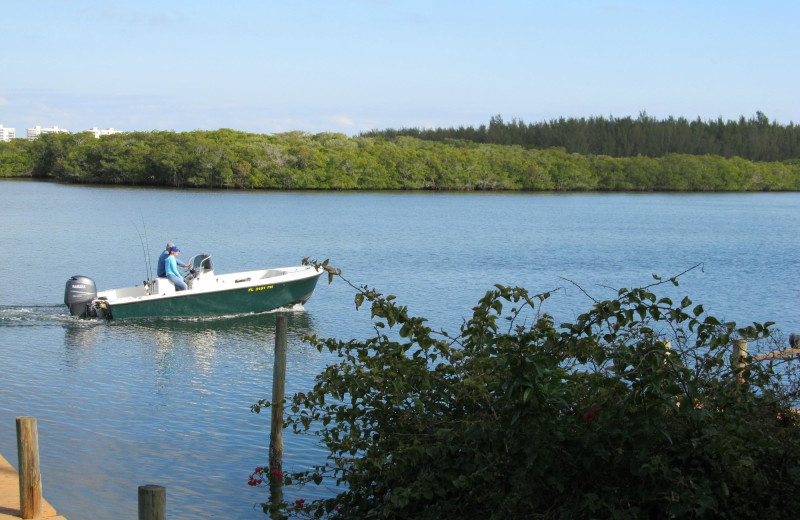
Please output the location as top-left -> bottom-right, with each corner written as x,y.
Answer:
0,139 -> 33,177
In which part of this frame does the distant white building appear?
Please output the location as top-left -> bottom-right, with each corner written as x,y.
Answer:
0,125 -> 16,142
86,127 -> 123,138
27,125 -> 69,140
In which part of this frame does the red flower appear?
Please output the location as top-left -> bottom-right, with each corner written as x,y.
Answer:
583,405 -> 600,423
254,466 -> 263,473
271,468 -> 284,480
248,475 -> 263,486
294,498 -> 306,510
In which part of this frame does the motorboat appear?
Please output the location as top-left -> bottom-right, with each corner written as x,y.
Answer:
64,254 -> 323,319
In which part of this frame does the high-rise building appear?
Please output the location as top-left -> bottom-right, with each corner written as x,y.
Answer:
27,125 -> 68,140
86,127 -> 123,138
0,125 -> 15,142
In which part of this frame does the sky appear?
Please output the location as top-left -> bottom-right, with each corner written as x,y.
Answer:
1,0 -> 799,136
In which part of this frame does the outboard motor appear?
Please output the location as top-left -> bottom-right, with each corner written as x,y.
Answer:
64,275 -> 97,318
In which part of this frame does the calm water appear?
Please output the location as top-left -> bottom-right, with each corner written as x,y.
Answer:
1,180 -> 798,519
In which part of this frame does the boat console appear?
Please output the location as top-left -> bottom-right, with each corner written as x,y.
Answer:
147,277 -> 176,296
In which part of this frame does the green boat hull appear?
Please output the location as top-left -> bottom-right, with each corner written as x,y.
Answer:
107,271 -> 322,319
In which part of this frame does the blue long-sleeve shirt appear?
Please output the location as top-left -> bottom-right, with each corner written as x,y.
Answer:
164,254 -> 182,279
158,250 -> 185,277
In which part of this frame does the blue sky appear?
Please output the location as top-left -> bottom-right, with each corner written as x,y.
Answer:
1,0 -> 798,135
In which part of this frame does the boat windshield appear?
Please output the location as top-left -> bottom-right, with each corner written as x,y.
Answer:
191,254 -> 213,273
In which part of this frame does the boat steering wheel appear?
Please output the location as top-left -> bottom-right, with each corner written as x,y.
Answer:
181,262 -> 197,283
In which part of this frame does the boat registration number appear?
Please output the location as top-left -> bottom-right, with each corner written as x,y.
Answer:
248,285 -> 274,292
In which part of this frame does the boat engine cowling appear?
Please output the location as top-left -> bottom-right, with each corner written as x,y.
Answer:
64,275 -> 97,318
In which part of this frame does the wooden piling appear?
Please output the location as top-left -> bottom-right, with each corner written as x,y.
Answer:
137,485 -> 166,520
268,315 -> 288,514
732,339 -> 748,384
270,315 -> 287,473
16,417 -> 41,519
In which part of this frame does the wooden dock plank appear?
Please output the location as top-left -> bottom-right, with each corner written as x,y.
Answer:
0,454 -> 66,520
753,347 -> 800,361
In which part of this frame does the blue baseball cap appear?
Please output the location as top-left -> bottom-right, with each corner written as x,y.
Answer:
169,246 -> 180,252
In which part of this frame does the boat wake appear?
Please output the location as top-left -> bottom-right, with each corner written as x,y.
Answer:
0,304 -> 73,326
131,303 -> 309,324
0,302 -> 309,329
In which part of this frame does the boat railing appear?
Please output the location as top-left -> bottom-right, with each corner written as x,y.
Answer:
190,253 -> 214,273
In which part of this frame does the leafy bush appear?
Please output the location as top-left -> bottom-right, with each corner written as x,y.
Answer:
252,264 -> 800,519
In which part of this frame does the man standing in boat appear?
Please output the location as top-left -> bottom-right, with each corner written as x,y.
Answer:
164,246 -> 188,291
157,242 -> 189,277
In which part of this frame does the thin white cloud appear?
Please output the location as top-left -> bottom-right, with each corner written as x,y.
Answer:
325,115 -> 355,128
99,6 -> 180,25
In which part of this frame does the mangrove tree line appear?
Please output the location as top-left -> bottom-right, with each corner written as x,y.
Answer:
1,127 -> 799,191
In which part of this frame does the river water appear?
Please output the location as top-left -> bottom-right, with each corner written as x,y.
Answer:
1,180 -> 798,519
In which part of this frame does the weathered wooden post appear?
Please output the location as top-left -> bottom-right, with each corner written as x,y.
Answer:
270,315 -> 287,471
138,484 -> 166,520
16,416 -> 42,519
732,339 -> 748,384
269,315 -> 288,511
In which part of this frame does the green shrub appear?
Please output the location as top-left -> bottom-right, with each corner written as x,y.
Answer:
253,264 -> 800,519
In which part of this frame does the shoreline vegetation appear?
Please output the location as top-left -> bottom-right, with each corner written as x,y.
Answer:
2,113 -> 799,191
252,263 -> 800,519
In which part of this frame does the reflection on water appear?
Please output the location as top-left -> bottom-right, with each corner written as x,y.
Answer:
62,306 -> 317,361
63,320 -> 104,348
